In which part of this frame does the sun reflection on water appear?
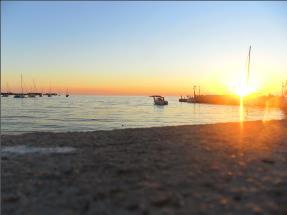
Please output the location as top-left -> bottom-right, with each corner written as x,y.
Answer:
263,101 -> 270,123
239,96 -> 244,127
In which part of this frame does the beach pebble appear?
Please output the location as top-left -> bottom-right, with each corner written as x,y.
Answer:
261,159 -> 275,165
151,193 -> 172,208
233,194 -> 242,201
125,203 -> 139,211
2,195 -> 19,203
246,203 -> 263,214
219,197 -> 229,206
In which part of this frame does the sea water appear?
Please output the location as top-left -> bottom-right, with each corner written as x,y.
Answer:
1,95 -> 285,134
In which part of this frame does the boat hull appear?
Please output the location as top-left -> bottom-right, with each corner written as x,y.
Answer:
179,98 -> 187,102
154,101 -> 168,105
14,94 -> 25,98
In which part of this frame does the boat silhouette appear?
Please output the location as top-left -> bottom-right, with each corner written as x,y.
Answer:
150,95 -> 168,105
14,74 -> 25,98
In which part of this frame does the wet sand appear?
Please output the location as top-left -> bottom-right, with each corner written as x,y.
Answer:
2,120 -> 287,214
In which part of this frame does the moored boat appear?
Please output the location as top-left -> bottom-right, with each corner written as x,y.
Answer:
14,94 -> 25,98
186,96 -> 195,103
14,74 -> 26,98
150,95 -> 168,105
28,93 -> 36,98
65,88 -> 69,97
179,96 -> 187,102
2,93 -> 9,97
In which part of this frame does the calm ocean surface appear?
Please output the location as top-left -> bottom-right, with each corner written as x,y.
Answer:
1,96 -> 285,134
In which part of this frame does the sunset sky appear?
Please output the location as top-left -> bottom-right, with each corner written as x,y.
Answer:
1,1 -> 287,95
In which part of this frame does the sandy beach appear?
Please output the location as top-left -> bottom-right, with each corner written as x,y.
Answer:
2,120 -> 287,214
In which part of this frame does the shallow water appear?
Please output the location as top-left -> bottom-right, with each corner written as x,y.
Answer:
1,95 -> 285,134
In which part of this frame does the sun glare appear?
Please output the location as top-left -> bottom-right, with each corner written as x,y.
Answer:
234,84 -> 256,97
228,77 -> 258,97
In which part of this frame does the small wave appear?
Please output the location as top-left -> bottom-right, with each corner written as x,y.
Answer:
54,118 -> 117,122
3,115 -> 39,119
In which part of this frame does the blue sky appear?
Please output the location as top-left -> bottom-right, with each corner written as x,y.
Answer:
1,1 -> 287,95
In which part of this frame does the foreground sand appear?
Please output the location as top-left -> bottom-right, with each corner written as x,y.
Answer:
2,120 -> 287,215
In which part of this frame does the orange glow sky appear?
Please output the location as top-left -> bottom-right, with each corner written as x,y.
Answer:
1,2 -> 287,95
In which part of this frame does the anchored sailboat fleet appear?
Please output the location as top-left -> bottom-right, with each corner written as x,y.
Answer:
1,74 -> 70,98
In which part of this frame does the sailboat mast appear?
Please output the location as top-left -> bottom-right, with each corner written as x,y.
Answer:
21,73 -> 23,94
33,79 -> 37,92
247,46 -> 251,84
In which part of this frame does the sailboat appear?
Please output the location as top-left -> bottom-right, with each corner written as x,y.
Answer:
2,83 -> 9,97
14,74 -> 25,98
246,46 -> 251,85
28,80 -> 37,97
66,89 -> 69,97
47,82 -> 52,97
2,82 -> 10,97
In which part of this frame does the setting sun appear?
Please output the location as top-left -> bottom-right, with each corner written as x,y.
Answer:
234,83 -> 257,97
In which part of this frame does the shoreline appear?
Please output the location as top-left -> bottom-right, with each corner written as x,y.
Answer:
1,118 -> 286,137
2,120 -> 287,214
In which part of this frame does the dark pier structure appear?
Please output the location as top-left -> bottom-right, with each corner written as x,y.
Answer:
191,94 -> 286,108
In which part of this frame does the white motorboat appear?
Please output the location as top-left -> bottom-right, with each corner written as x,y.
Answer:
150,95 -> 168,105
